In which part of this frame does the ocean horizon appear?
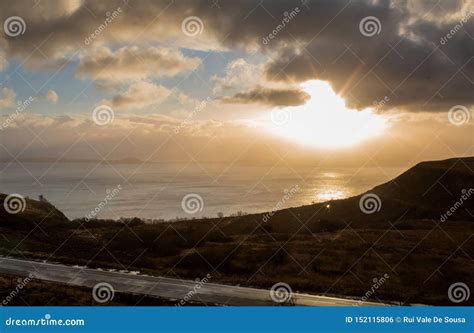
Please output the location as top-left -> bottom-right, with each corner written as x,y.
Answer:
0,161 -> 402,221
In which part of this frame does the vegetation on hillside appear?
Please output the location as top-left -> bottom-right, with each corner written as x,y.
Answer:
0,157 -> 473,305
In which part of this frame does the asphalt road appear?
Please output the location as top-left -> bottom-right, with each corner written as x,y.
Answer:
0,257 -> 384,306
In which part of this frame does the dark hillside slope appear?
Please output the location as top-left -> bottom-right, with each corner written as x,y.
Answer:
240,157 -> 474,234
301,157 -> 473,223
370,157 -> 474,221
0,194 -> 69,228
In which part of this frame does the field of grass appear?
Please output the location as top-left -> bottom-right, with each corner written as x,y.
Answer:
1,215 -> 472,305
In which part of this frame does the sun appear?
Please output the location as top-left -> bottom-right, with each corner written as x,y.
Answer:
266,80 -> 387,149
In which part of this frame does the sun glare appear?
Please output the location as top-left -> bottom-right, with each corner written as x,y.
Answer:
267,81 -> 387,149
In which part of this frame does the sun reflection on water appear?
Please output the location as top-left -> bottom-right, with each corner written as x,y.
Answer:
314,189 -> 347,202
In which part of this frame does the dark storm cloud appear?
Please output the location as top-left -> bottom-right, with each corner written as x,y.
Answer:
262,3 -> 474,111
208,0 -> 473,111
76,46 -> 201,85
221,86 -> 310,107
1,0 -> 472,111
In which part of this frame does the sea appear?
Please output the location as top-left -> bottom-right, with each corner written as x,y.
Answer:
0,162 -> 403,221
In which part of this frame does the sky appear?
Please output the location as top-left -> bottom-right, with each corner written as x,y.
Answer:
0,0 -> 473,168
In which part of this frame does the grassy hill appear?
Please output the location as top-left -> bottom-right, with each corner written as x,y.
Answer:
0,193 -> 69,227
214,157 -> 473,236
0,157 -> 473,305
370,157 -> 474,220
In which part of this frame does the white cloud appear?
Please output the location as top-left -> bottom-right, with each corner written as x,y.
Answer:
110,81 -> 171,109
76,46 -> 201,86
0,88 -> 16,109
46,90 -> 59,104
212,58 -> 263,94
